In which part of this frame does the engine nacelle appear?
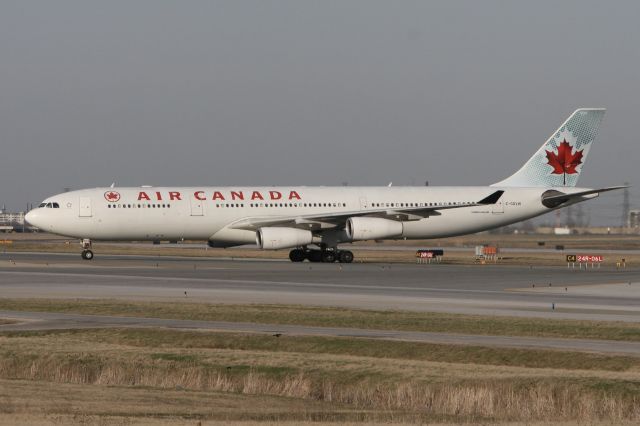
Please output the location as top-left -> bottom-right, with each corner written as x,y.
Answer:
346,217 -> 403,241
256,227 -> 314,250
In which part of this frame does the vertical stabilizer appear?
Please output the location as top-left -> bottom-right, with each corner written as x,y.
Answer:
492,108 -> 605,187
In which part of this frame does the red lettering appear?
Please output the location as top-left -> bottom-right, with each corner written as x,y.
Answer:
269,191 -> 282,200
138,192 -> 150,201
251,191 -> 264,200
194,191 -> 205,201
230,191 -> 244,200
155,191 -> 163,201
169,191 -> 182,201
212,191 -> 225,200
289,190 -> 301,200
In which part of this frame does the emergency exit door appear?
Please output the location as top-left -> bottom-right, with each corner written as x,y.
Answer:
190,197 -> 204,216
359,197 -> 368,210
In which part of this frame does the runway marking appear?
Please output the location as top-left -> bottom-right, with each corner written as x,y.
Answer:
0,270 -> 511,295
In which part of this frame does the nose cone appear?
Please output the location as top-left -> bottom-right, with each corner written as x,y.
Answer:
25,210 -> 43,228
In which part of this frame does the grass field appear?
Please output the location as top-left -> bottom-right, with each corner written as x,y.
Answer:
1,327 -> 640,424
2,298 -> 640,342
1,300 -> 640,423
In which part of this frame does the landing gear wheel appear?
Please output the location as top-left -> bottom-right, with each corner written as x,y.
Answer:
81,250 -> 94,260
321,251 -> 336,263
338,250 -> 354,263
307,250 -> 322,262
289,249 -> 306,262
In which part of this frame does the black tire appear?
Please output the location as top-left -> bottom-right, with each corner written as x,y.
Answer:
81,250 -> 94,260
321,251 -> 336,263
289,249 -> 305,262
307,250 -> 322,262
339,250 -> 354,263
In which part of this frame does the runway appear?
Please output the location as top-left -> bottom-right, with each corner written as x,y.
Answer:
2,251 -> 640,319
1,251 -> 640,355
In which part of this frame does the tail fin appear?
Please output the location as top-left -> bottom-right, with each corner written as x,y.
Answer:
492,108 -> 605,187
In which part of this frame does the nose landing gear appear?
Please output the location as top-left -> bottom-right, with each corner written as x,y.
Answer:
81,239 -> 94,260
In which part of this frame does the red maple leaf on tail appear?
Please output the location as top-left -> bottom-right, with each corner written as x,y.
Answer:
545,139 -> 583,185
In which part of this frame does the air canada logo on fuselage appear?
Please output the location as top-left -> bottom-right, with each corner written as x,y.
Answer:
136,190 -> 303,202
104,191 -> 121,202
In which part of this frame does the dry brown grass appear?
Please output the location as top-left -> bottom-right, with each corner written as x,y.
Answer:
2,358 -> 638,423
0,329 -> 639,423
1,360 -> 638,423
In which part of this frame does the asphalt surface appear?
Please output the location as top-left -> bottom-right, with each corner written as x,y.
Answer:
1,251 -> 639,355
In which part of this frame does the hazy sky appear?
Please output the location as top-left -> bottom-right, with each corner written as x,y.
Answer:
1,1 -> 638,225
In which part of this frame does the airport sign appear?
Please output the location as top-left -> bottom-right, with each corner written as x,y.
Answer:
577,255 -> 604,263
566,254 -> 603,263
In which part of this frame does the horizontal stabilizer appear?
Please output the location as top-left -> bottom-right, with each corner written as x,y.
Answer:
541,186 -> 627,208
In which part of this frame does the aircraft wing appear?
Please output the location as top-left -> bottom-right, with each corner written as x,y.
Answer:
230,190 -> 504,231
541,186 -> 627,208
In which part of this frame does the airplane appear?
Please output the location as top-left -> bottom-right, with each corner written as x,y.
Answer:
26,108 -> 624,263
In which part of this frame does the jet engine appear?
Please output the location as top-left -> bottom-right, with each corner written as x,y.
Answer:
346,217 -> 403,241
256,227 -> 314,250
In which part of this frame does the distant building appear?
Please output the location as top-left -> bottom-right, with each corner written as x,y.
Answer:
629,210 -> 640,228
0,211 -> 27,232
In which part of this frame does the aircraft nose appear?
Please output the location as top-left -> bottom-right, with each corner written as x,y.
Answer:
25,210 -> 43,228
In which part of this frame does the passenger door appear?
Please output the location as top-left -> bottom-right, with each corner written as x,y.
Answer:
190,197 -> 204,216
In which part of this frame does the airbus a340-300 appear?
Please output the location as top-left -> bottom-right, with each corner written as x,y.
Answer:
26,108 -> 624,263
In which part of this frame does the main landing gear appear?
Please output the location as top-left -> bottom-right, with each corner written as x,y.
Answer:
81,238 -> 94,260
288,247 -> 354,263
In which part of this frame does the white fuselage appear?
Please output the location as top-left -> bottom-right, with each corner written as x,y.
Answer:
26,185 -> 584,246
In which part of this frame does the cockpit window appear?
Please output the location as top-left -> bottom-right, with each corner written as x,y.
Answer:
41,202 -> 60,208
